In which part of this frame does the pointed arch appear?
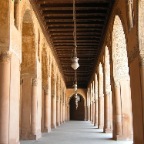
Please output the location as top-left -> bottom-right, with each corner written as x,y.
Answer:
112,15 -> 132,140
112,15 -> 129,82
20,9 -> 38,140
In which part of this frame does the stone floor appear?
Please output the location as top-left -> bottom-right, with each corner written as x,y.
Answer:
21,121 -> 133,144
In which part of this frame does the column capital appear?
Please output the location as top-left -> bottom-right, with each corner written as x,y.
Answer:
114,80 -> 120,88
99,94 -> 104,98
0,51 -> 11,62
105,91 -> 111,96
32,78 -> 38,86
44,89 -> 48,95
128,0 -> 133,4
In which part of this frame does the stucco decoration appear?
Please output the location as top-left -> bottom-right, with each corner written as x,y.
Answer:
51,63 -> 57,96
104,46 -> 111,93
42,48 -> 48,87
112,15 -> 129,82
38,30 -> 41,62
95,73 -> 98,100
21,10 -> 36,75
98,62 -> 103,97
0,1 -> 9,52
56,75 -> 60,100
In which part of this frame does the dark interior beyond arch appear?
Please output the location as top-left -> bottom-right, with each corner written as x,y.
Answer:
70,95 -> 84,121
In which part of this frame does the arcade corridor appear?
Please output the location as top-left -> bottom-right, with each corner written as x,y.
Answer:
1,0 -> 144,144
21,121 -> 132,144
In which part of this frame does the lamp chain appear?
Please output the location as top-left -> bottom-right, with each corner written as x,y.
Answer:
73,0 -> 77,56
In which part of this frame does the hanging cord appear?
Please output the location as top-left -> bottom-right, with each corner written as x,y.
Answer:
73,0 -> 77,57
74,70 -> 77,84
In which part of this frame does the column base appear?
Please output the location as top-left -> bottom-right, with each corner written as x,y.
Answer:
114,134 -> 133,141
21,130 -> 41,140
98,125 -> 104,129
9,140 -> 20,144
29,131 -> 41,140
43,127 -> 51,133
56,122 -> 60,126
51,124 -> 56,129
94,122 -> 98,127
104,128 -> 112,133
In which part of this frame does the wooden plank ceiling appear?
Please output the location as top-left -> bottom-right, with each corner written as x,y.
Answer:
33,0 -> 115,88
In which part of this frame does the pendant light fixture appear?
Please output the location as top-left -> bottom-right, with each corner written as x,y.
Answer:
71,0 -> 80,70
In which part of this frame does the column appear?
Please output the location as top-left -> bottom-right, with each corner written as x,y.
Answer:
62,90 -> 65,123
84,105 -> 87,121
90,85 -> 93,122
47,76 -> 51,132
104,90 -> 112,133
61,99 -> 63,123
98,95 -> 104,129
139,55 -> 144,143
44,88 -> 49,132
87,88 -> 90,121
93,100 -> 95,125
56,96 -> 60,126
98,65 -> 104,129
94,98 -> 98,126
0,52 -> 11,144
113,81 -> 122,139
51,76 -> 56,128
58,97 -> 61,124
128,0 -> 133,29
31,78 -> 38,139
68,105 -> 70,121
94,74 -> 98,126
63,102 -> 65,123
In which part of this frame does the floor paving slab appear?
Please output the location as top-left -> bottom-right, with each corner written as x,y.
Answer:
21,121 -> 133,144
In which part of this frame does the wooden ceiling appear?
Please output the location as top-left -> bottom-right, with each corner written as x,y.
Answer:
33,0 -> 115,88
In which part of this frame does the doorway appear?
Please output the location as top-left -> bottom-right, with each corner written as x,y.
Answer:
70,95 -> 84,120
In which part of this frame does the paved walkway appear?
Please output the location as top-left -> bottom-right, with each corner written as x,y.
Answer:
21,121 -> 133,144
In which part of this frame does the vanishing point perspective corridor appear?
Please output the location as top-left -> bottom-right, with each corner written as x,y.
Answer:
1,0 -> 144,144
21,121 -> 132,144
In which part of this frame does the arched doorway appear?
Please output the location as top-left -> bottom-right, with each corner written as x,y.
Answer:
70,94 -> 85,121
